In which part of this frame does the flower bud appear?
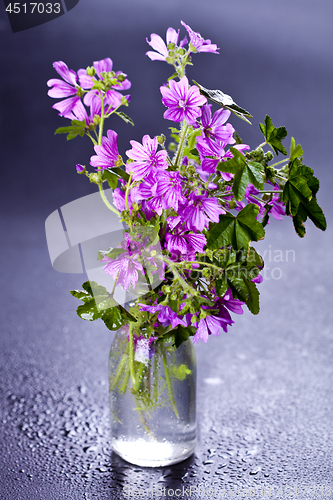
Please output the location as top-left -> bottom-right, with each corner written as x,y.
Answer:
89,173 -> 99,184
121,95 -> 130,106
76,164 -> 85,174
228,199 -> 237,209
86,66 -> 95,77
93,115 -> 101,125
157,134 -> 166,145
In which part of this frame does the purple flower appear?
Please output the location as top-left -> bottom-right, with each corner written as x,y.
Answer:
192,314 -> 227,344
251,273 -> 263,284
79,58 -> 131,91
112,187 -> 132,212
181,21 -> 219,54
201,104 -> 235,142
160,76 -> 207,125
90,130 -> 119,171
196,137 -> 232,175
244,184 -> 262,208
47,61 -> 84,119
146,28 -> 180,61
101,252 -> 145,291
78,58 -> 131,115
139,303 -> 187,329
245,184 -> 285,221
126,135 -> 168,180
217,288 -> 244,316
267,186 -> 286,221
180,192 -> 225,231
165,231 -> 206,256
154,171 -> 185,211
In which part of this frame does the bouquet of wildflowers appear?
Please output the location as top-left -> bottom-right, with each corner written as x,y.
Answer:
47,21 -> 326,410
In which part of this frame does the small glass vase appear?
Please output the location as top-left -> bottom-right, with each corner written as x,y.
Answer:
109,326 -> 197,467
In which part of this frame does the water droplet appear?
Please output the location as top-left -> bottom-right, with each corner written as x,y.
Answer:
250,467 -> 262,475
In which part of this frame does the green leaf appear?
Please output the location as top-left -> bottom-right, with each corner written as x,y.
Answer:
206,204 -> 265,251
164,325 -> 196,348
97,247 -> 125,261
187,129 -> 202,150
292,196 -> 327,237
283,159 -> 314,216
82,281 -> 107,297
70,281 -> 137,331
167,72 -> 178,82
170,364 -> 191,380
70,289 -> 91,302
55,119 -> 86,141
259,115 -> 287,155
102,169 -> 118,189
282,160 -> 326,236
218,147 -> 264,200
218,263 -> 260,314
118,304 -> 137,323
215,277 -> 229,297
226,267 -> 249,302
76,300 -> 99,321
243,279 -> 260,314
247,246 -> 264,269
110,167 -> 130,182
193,80 -> 252,124
290,137 -> 303,160
102,307 -> 124,330
115,111 -> 134,126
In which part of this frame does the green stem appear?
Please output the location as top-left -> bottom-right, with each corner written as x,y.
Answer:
125,173 -> 133,212
269,158 -> 289,168
257,141 -> 267,149
111,351 -> 128,390
128,323 -> 136,386
161,255 -> 198,296
104,103 -> 123,119
180,260 -> 225,274
160,210 -> 169,243
110,274 -> 119,298
120,363 -> 130,394
86,131 -> 97,145
162,352 -> 179,419
258,190 -> 283,194
274,173 -> 288,183
98,182 -> 120,216
174,121 -> 189,167
153,351 -> 160,401
132,362 -> 146,393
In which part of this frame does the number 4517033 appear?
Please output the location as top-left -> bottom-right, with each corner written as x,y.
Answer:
5,3 -> 61,14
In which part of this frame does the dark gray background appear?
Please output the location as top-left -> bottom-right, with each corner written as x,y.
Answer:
0,0 -> 332,498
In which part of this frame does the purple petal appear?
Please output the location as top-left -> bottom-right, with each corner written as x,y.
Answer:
52,61 -> 77,86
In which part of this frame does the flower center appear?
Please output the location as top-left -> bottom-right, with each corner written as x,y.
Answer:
178,99 -> 187,109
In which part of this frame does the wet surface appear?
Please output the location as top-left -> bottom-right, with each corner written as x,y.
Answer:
1,0 -> 332,497
0,216 -> 332,499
